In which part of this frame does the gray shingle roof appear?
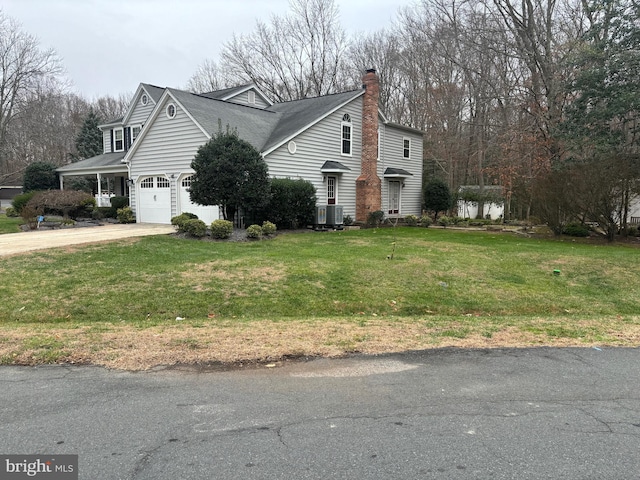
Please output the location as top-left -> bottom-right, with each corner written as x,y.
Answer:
199,83 -> 253,100
383,167 -> 413,176
166,88 -> 364,154
168,89 -> 279,151
321,161 -> 351,171
57,152 -> 126,173
141,83 -> 165,103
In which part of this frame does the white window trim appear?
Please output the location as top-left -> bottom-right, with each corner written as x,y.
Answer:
166,103 -> 177,119
341,121 -> 352,157
403,137 -> 411,159
141,94 -> 148,106
113,127 -> 124,152
247,90 -> 256,104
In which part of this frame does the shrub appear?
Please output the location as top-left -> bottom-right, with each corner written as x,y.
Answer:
26,190 -> 96,219
261,221 -> 276,236
438,215 -> 452,227
4,207 -> 18,217
260,178 -> 317,229
171,212 -> 199,232
367,210 -> 385,227
110,196 -> 129,210
183,219 -> 207,237
96,206 -> 116,218
343,215 -> 353,226
12,191 -> 38,215
21,205 -> 39,230
628,226 -> 640,237
211,219 -> 233,239
419,215 -> 432,228
91,208 -> 104,220
23,162 -> 58,192
563,222 -> 589,237
117,206 -> 135,223
246,224 -> 263,239
452,216 -> 467,226
404,214 -> 418,226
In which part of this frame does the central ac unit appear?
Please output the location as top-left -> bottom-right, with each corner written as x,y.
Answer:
315,205 -> 327,225
326,205 -> 344,226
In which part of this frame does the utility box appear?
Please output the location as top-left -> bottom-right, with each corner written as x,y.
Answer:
326,205 -> 344,227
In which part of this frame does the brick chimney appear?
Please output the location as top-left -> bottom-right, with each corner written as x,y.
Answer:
356,68 -> 382,222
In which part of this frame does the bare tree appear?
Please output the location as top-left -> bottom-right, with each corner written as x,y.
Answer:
221,0 -> 349,101
92,93 -> 130,123
0,11 -> 63,182
186,58 -> 231,94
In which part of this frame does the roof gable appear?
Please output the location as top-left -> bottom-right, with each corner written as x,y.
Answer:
262,89 -> 364,155
121,83 -> 164,125
200,83 -> 273,107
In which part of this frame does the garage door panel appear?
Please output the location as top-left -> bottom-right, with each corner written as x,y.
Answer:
179,175 -> 220,224
138,176 -> 171,224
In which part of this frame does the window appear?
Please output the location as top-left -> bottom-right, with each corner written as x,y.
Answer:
403,138 -> 411,158
341,114 -> 352,156
131,125 -> 141,144
247,90 -> 256,104
388,181 -> 401,215
114,128 -> 124,152
141,177 -> 154,189
157,177 -> 170,188
327,176 -> 337,205
166,103 -> 176,119
182,175 -> 193,187
287,141 -> 297,154
141,94 -> 148,106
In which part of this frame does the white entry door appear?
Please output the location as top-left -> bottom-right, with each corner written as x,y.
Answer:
138,176 -> 171,224
179,175 -> 220,224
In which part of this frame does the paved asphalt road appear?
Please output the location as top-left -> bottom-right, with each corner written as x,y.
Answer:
1,348 -> 639,479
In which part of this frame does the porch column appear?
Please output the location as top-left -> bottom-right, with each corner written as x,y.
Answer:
97,173 -> 102,198
59,175 -> 64,191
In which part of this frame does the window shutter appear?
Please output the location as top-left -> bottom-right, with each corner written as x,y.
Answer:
124,127 -> 130,150
110,129 -> 114,152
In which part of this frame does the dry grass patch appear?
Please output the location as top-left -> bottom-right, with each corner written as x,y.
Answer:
1,316 -> 638,371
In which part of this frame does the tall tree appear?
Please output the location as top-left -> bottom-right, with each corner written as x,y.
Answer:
190,130 -> 271,221
0,11 -> 63,182
221,0 -> 349,101
186,59 -> 230,94
74,109 -> 103,160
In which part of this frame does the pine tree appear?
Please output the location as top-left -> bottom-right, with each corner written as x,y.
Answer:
74,109 -> 103,160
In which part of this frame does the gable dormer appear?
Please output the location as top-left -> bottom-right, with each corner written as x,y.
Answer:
200,84 -> 272,109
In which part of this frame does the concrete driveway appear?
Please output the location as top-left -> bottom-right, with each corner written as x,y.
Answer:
0,223 -> 175,256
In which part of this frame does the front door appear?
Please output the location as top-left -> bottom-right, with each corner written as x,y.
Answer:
388,181 -> 400,215
327,176 -> 336,205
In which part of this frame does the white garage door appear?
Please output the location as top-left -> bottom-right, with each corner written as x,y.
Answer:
179,175 -> 220,224
138,176 -> 171,224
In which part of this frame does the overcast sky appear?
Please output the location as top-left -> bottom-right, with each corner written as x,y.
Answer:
3,0 -> 412,99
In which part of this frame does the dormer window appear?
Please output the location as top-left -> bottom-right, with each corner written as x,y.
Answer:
341,113 -> 352,156
141,94 -> 148,106
114,128 -> 124,152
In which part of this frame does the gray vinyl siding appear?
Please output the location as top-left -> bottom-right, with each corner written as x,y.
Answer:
128,98 -> 209,219
103,130 -> 111,154
128,98 -> 155,127
379,124 -> 423,217
264,97 -> 363,219
226,89 -> 270,109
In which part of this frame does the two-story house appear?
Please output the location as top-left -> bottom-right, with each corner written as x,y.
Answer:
57,70 -> 424,225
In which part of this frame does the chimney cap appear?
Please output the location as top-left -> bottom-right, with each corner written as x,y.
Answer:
365,68 -> 377,74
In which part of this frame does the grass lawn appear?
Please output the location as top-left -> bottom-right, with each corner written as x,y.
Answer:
1,227 -> 639,369
0,214 -> 22,234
